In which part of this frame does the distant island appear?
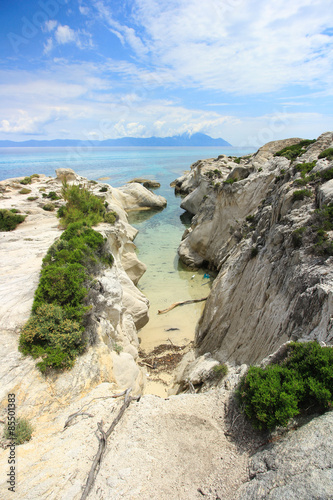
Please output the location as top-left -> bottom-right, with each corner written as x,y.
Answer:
0,132 -> 232,148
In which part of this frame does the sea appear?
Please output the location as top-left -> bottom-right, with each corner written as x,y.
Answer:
0,145 -> 255,395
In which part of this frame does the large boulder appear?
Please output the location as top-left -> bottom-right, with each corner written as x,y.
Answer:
237,411 -> 333,500
113,182 -> 167,210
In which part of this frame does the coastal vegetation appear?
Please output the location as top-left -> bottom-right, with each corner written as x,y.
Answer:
4,417 -> 34,445
292,189 -> 312,202
0,208 -> 26,231
19,188 -> 31,194
273,139 -> 315,161
238,341 -> 333,430
19,183 -> 115,372
319,148 -> 333,161
20,174 -> 39,185
57,181 -> 117,228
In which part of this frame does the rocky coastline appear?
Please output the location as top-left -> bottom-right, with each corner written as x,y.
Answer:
0,134 -> 332,499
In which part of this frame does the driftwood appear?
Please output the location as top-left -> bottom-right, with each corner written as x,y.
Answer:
80,388 -> 139,500
63,390 -> 128,430
158,297 -> 208,314
64,412 -> 94,429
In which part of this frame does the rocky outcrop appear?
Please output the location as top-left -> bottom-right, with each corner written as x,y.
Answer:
237,411 -> 333,500
112,182 -> 167,210
129,177 -> 161,189
0,169 -> 166,420
173,132 -> 333,365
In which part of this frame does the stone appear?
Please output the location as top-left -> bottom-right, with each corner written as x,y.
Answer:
129,178 -> 161,189
173,132 -> 333,365
55,167 -> 78,183
180,179 -> 210,215
237,411 -> 333,500
318,179 -> 333,208
114,182 -> 167,210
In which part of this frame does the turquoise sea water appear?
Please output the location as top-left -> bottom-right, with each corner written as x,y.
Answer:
0,146 -> 255,363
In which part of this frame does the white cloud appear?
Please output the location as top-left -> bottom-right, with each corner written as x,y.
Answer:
79,5 -> 90,16
43,20 -> 58,33
41,23 -> 93,53
0,109 -> 67,135
93,0 -> 148,57
43,38 -> 54,54
55,25 -> 76,45
130,0 -> 333,94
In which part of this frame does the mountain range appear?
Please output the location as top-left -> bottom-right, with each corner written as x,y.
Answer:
0,133 -> 231,148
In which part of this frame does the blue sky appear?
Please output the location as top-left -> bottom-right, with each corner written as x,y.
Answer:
0,0 -> 332,146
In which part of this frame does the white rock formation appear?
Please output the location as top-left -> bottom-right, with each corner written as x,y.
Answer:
174,133 -> 333,365
0,169 -> 166,419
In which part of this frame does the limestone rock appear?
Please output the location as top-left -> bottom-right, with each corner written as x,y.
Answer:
299,131 -> 333,163
0,169 -> 152,422
318,179 -> 333,208
129,178 -> 161,189
250,137 -> 303,169
237,411 -> 333,500
121,240 -> 147,285
180,179 -> 210,215
174,132 -> 333,364
114,182 -> 167,210
55,167 -> 78,183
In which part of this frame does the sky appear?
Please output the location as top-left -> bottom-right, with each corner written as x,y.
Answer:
0,0 -> 332,147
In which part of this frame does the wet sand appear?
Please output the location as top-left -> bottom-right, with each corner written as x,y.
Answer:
129,215 -> 213,397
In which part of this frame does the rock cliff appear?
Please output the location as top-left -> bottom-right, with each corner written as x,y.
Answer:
0,169 -> 167,422
174,132 -> 333,365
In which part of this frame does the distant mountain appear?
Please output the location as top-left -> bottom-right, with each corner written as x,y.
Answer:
0,133 -> 232,148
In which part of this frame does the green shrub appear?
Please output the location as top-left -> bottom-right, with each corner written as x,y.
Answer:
250,246 -> 259,258
4,417 -> 34,445
291,227 -> 306,248
27,196 -> 38,201
32,262 -> 88,322
42,203 -> 55,211
318,148 -> 333,161
212,364 -> 228,378
238,341 -> 333,430
104,211 -> 117,224
99,186 -> 108,192
274,140 -> 315,161
20,176 -> 32,185
294,161 -> 317,178
319,168 -> 333,182
113,343 -> 123,354
292,189 -> 312,202
20,183 -> 115,372
19,303 -> 84,372
294,177 -> 310,186
0,209 -> 26,231
59,182 -> 106,227
223,178 -> 238,185
213,169 -> 222,178
19,188 -> 31,194
233,157 -> 241,164
311,205 -> 333,255
47,191 -> 61,200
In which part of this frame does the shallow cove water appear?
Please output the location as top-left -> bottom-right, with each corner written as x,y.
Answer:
0,145 -> 255,396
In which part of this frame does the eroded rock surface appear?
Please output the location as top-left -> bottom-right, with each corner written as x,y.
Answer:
237,411 -> 333,500
0,169 -> 162,423
173,132 -> 333,365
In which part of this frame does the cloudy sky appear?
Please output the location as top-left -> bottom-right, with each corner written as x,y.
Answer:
1,0 -> 332,146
